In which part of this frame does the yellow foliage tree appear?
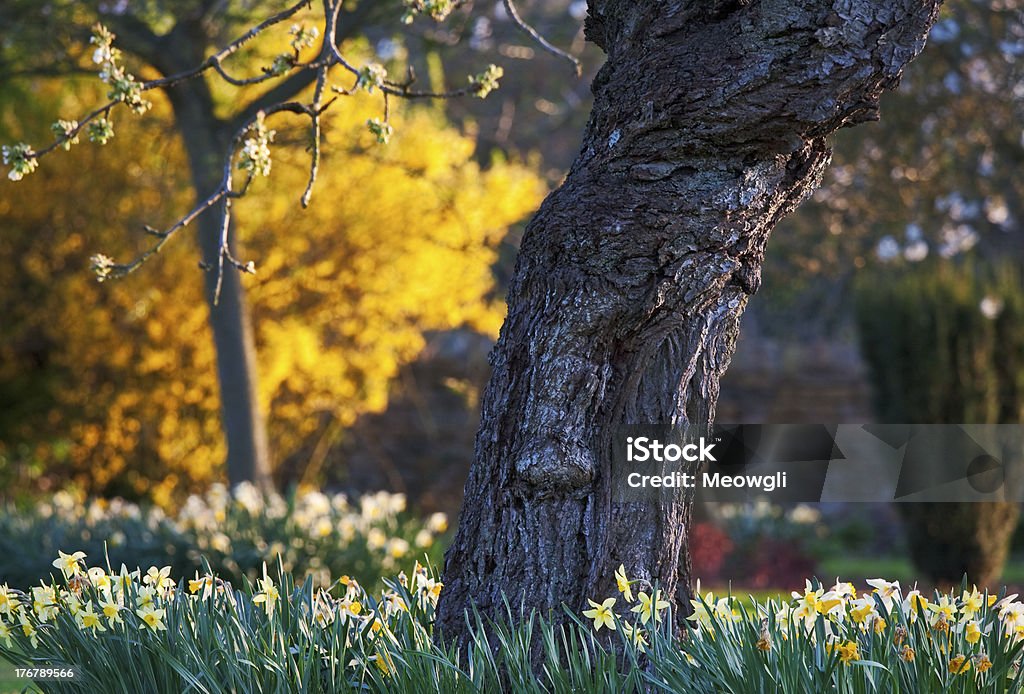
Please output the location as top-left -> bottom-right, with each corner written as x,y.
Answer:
0,80 -> 544,505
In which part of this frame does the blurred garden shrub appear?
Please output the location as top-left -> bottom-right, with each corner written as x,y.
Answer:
0,484 -> 448,591
856,260 -> 1024,586
692,503 -> 823,588
0,77 -> 545,503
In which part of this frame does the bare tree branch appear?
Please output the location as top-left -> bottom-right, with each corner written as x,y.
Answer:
502,0 -> 581,76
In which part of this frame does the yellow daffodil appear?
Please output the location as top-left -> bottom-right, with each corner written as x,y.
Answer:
136,585 -> 156,609
87,567 -> 111,592
19,614 -> 38,648
52,551 -> 86,578
31,584 -> 58,622
136,605 -> 167,631
382,591 -> 407,615
113,565 -> 139,594
974,653 -> 993,673
830,580 -> 857,599
949,654 -> 971,674
632,591 -> 670,625
622,622 -> 648,652
372,649 -> 394,677
961,586 -> 984,617
850,597 -> 878,627
76,602 -> 106,633
188,573 -> 216,599
866,578 -> 900,610
252,565 -> 280,618
929,595 -> 957,627
583,597 -> 617,632
817,591 -> 845,617
836,640 -> 859,665
615,565 -> 634,602
99,595 -> 123,626
963,620 -> 987,644
902,589 -> 929,622
143,566 -> 174,593
0,620 -> 12,647
0,584 -> 13,616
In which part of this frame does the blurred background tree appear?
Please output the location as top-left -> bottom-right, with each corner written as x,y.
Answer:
762,0 -> 1024,333
855,262 -> 1024,587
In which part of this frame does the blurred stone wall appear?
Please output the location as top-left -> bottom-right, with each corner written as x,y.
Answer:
717,328 -> 874,425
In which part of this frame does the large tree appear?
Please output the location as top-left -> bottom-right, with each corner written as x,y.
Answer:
4,0 -> 943,640
437,0 -> 942,638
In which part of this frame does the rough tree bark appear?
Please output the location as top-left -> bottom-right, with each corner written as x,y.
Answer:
439,0 -> 942,639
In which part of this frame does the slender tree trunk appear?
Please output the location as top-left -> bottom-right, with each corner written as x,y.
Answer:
167,85 -> 274,492
438,0 -> 941,639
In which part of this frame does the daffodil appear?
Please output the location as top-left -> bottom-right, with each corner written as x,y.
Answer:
19,614 -> 38,648
830,580 -> 857,599
382,591 -> 407,615
76,602 -> 106,633
974,653 -> 993,673
0,620 -> 11,647
87,567 -> 111,592
949,654 -> 971,674
615,564 -> 634,602
631,590 -> 670,625
583,597 -> 617,631
32,584 -> 58,622
136,605 -> 167,631
928,595 -> 957,627
622,622 -> 648,651
188,573 -> 216,599
793,580 -> 825,625
850,597 -> 879,628
0,584 -> 13,616
252,565 -> 280,618
836,640 -> 859,665
902,589 -> 929,622
143,566 -> 174,593
112,565 -> 139,594
866,578 -> 900,610
963,619 -> 987,644
52,550 -> 86,578
136,585 -> 156,609
961,586 -> 984,617
99,595 -> 123,626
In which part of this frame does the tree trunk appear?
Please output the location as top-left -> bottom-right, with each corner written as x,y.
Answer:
438,0 -> 941,640
167,83 -> 274,492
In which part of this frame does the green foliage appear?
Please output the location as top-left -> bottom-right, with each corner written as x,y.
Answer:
4,564 -> 1024,692
854,259 -> 1024,586
855,260 -> 1024,424
0,486 -> 448,593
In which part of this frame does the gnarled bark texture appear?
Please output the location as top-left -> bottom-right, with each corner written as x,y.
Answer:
438,0 -> 941,639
